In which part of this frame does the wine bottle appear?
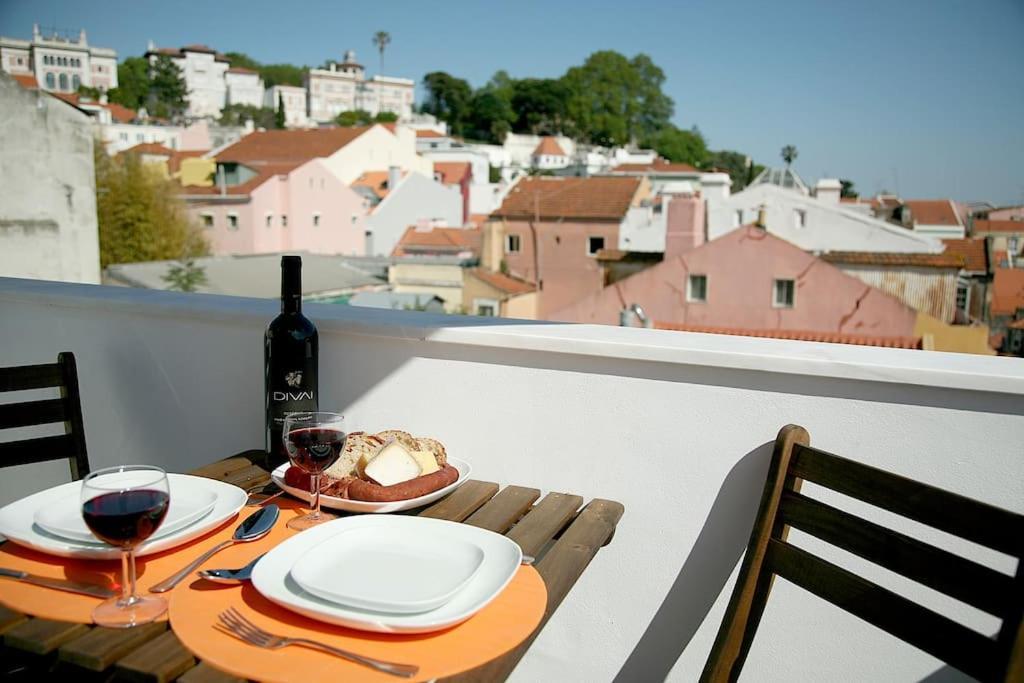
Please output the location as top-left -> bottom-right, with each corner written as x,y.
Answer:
264,255 -> 318,471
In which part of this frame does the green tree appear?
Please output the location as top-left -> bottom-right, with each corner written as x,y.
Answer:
374,111 -> 398,123
95,147 -> 209,268
275,94 -> 286,129
706,150 -> 764,192
108,57 -> 149,110
372,31 -> 391,73
467,88 -> 515,142
511,78 -> 568,135
76,84 -> 101,100
335,109 -> 374,126
148,55 -> 188,119
641,124 -> 708,166
259,64 -> 306,88
224,51 -> 260,71
781,144 -> 798,167
219,103 -> 276,129
162,260 -> 208,292
421,72 -> 472,135
840,179 -> 858,198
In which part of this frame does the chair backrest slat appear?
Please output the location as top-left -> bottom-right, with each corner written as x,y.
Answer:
0,363 -> 63,392
0,435 -> 76,468
0,398 -> 67,430
779,490 -> 1014,617
766,539 -> 1002,683
791,443 -> 1023,556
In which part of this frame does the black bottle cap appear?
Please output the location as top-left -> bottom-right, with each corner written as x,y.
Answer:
281,255 -> 302,302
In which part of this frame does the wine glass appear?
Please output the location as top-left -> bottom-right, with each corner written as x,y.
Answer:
283,411 -> 346,530
80,465 -> 170,628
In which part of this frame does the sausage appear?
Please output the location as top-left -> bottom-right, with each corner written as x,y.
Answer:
347,464 -> 459,502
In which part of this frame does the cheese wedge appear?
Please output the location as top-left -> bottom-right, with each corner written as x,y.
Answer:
409,450 -> 440,475
363,440 -> 422,487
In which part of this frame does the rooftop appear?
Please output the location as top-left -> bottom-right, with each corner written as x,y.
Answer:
942,238 -> 989,272
820,251 -> 966,269
215,127 -> 372,164
991,268 -> 1024,317
432,161 -> 471,186
973,219 -> 1024,234
611,158 -> 699,174
392,225 -> 481,257
750,166 -> 809,193
655,321 -> 922,349
532,137 -> 567,157
904,199 -> 962,226
465,268 -> 536,295
492,176 -> 643,221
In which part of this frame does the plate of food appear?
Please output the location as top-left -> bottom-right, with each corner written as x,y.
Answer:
270,430 -> 470,513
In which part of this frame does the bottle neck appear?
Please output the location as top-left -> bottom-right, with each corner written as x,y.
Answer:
282,293 -> 302,315
281,262 -> 302,314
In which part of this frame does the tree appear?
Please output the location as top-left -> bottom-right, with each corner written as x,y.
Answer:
781,145 -> 798,167
421,72 -> 472,135
95,147 -> 208,268
219,103 -> 275,129
374,111 -> 398,123
840,179 -> 859,198
510,78 -> 568,135
162,260 -> 208,292
275,94 -> 286,129
372,31 -> 391,73
108,57 -> 149,110
258,63 -> 306,88
706,150 -> 764,192
335,109 -> 373,126
77,84 -> 101,100
224,51 -> 260,71
148,55 -> 188,119
467,88 -> 515,142
642,125 -> 708,167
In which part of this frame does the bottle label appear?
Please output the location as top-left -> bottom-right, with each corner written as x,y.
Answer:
270,369 -> 316,425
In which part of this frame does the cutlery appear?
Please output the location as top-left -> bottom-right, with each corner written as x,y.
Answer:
150,505 -> 279,593
198,553 -> 265,584
0,568 -> 117,598
245,482 -> 284,507
217,607 -> 419,678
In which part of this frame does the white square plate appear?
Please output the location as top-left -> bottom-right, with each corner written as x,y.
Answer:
251,515 -> 522,633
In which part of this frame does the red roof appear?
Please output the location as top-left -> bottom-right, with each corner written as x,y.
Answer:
655,322 -> 922,349
392,226 -> 481,257
351,170 -> 406,201
492,176 -> 642,221
973,219 -> 1024,235
124,142 -> 174,156
820,251 -> 965,269
180,161 -> 300,196
216,128 -> 371,164
991,268 -> 1024,317
47,92 -> 136,123
415,129 -> 447,138
904,199 -> 962,227
466,268 -> 536,295
226,66 -> 258,75
941,238 -> 988,272
11,73 -> 38,89
532,137 -> 566,157
433,161 -> 471,186
612,158 -> 699,174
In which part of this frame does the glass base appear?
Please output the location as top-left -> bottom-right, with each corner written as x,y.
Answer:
287,510 -> 337,530
92,594 -> 167,628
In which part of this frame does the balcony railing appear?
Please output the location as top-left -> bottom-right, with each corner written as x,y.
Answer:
1,275 -> 1022,681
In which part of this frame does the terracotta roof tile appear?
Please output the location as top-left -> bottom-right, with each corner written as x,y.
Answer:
941,238 -> 988,272
48,92 -> 136,123
466,268 -> 536,295
352,170 -> 405,200
415,129 -> 447,138
433,161 -> 471,185
492,176 -> 642,221
973,219 -> 1024,235
179,162 -> 300,196
991,268 -> 1024,317
11,73 -> 37,89
532,137 -> 566,157
655,322 -> 922,349
226,66 -> 258,75
904,199 -> 962,226
216,127 -> 371,164
820,251 -> 965,269
612,158 -> 699,174
392,226 -> 481,257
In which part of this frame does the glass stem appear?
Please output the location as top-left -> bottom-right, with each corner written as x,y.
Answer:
311,473 -> 321,519
120,549 -> 138,605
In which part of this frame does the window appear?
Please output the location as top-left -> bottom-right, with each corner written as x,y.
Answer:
45,72 -> 55,89
474,298 -> 499,317
773,279 -> 796,308
58,73 -> 68,91
955,281 -> 970,313
312,213 -> 321,227
687,274 -> 708,303
72,74 -> 80,90
794,209 -> 807,229
281,215 -> 288,228
265,214 -> 273,228
227,214 -> 239,230
201,213 -> 214,228
505,234 -> 521,253
587,236 -> 605,256
119,132 -> 127,142
734,209 -> 743,227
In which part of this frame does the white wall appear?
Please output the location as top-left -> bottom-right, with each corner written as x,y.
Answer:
1,277 -> 1022,683
323,125 -> 432,185
365,172 -> 463,255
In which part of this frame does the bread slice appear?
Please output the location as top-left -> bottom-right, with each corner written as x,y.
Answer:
415,437 -> 447,466
325,432 -> 383,480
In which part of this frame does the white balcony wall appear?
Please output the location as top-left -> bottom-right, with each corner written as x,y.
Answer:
0,276 -> 1022,683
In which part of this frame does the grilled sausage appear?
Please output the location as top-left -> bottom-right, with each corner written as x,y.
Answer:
347,464 -> 459,502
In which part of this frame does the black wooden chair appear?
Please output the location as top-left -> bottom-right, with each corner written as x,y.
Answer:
701,424 -> 1024,683
0,352 -> 90,480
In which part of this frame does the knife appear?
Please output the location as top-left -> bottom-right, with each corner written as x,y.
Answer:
0,568 -> 117,598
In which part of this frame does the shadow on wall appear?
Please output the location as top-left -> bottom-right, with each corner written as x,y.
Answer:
612,441 -> 774,682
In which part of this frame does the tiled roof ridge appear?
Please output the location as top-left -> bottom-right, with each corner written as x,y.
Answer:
820,250 -> 966,268
655,322 -> 922,349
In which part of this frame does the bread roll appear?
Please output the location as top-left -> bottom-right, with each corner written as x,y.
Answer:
415,437 -> 448,466
325,432 -> 382,480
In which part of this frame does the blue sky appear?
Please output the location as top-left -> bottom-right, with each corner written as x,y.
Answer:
3,0 -> 1022,205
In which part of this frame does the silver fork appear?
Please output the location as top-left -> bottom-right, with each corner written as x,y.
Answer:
216,607 -> 419,678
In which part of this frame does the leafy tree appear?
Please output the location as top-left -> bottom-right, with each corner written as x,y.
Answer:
641,124 -> 708,166
95,147 -> 208,268
840,179 -> 858,198
259,63 -> 306,88
275,94 -> 286,129
148,55 -> 188,119
467,89 -> 515,142
489,165 -> 502,183
336,109 -> 374,126
781,144 -> 798,167
421,72 -> 472,135
224,52 -> 260,71
374,111 -> 398,123
162,260 -> 208,292
76,84 -> 101,100
220,103 -> 276,129
706,150 -> 764,192
510,78 -> 568,135
108,57 -> 150,110
372,31 -> 391,73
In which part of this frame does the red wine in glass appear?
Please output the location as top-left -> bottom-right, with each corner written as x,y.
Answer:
82,489 -> 170,548
285,426 -> 344,473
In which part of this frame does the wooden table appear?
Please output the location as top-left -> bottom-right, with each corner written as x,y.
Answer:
0,451 -> 624,682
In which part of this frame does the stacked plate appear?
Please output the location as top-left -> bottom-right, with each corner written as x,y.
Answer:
251,515 -> 523,633
0,474 -> 248,560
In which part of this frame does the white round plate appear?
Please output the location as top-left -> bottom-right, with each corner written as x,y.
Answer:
35,482 -> 217,545
270,457 -> 470,513
0,474 -> 247,560
251,515 -> 522,633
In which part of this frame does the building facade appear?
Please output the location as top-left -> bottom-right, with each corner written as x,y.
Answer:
264,85 -> 308,128
146,43 -> 229,118
307,51 -> 414,123
224,67 -> 264,108
0,24 -> 117,93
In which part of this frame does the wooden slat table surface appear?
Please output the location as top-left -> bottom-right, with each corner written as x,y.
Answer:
0,450 -> 624,681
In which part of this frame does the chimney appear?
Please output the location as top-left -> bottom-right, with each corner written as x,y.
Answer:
815,178 -> 841,204
33,24 -> 40,40
664,191 -> 706,258
700,172 -> 731,202
481,219 -> 503,271
387,165 -> 401,190
147,39 -> 155,52
755,204 -> 767,229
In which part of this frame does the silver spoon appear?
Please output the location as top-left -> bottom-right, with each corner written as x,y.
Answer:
150,505 -> 280,593
198,553 -> 265,584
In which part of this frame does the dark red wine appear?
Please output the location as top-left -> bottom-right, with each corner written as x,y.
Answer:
285,427 -> 344,473
82,490 -> 170,547
265,256 -> 318,471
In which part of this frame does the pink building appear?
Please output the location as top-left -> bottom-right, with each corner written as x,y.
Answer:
551,224 -> 919,340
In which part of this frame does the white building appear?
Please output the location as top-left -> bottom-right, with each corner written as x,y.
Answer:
307,50 -> 414,123
224,67 -> 264,108
416,133 -> 507,215
531,137 -> 570,170
146,43 -> 229,119
0,24 -> 117,94
264,85 -> 308,128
